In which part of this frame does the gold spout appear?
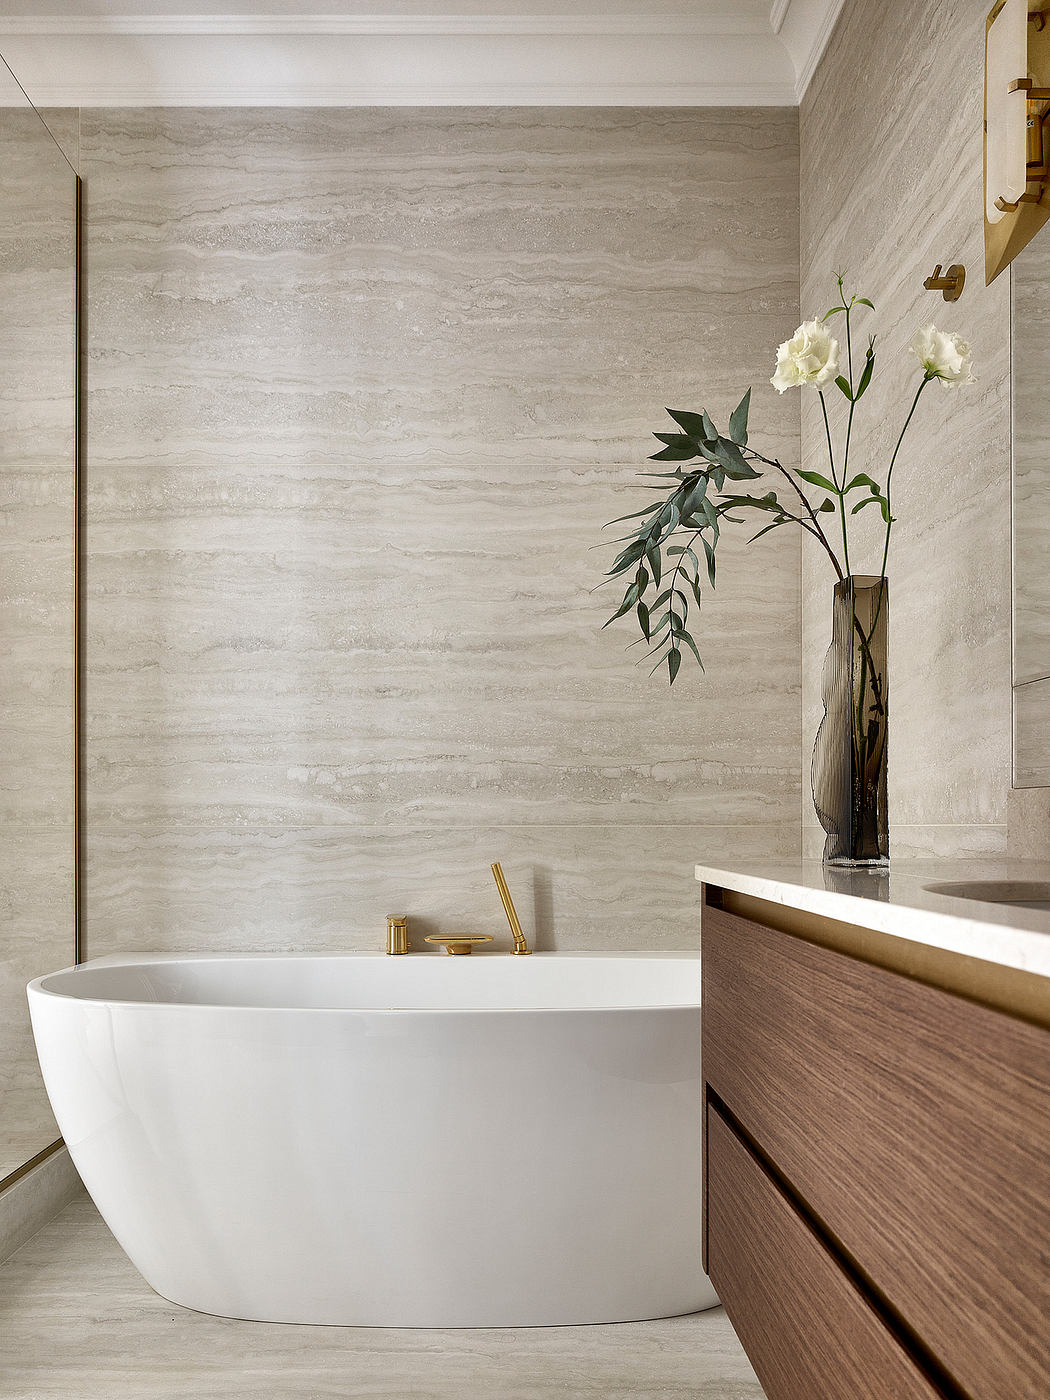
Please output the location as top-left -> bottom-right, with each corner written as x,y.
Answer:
490,863 -> 532,955
424,933 -> 493,955
386,915 -> 409,955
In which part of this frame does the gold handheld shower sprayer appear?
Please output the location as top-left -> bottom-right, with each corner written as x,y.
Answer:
490,863 -> 532,955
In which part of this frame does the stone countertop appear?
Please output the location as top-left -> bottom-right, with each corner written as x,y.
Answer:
695,857 -> 1050,981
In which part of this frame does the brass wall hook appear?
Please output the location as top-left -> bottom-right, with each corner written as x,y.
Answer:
923,263 -> 966,301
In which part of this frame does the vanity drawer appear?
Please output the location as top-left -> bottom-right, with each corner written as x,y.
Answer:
706,1103 -> 946,1400
702,899 -> 1050,1400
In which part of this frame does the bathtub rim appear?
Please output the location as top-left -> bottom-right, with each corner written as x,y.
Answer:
27,949 -> 702,1015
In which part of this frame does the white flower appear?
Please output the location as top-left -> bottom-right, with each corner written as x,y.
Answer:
910,325 -> 975,388
770,320 -> 841,393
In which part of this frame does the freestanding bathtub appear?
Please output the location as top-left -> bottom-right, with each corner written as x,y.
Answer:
28,951 -> 718,1327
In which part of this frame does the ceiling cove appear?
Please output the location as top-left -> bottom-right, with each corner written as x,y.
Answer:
0,1 -> 845,106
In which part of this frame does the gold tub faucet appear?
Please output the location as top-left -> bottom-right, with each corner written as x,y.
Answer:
491,863 -> 532,955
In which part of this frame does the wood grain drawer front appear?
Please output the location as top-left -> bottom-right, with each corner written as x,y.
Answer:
703,903 -> 1050,1400
706,1104 -> 946,1400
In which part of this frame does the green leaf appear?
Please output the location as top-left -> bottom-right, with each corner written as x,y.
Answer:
607,538 -> 647,574
637,600 -> 650,641
667,648 -> 682,686
676,627 -> 704,671
701,410 -> 719,444
834,375 -> 853,401
680,476 -> 708,519
668,543 -> 700,575
854,349 -> 875,401
854,297 -> 875,310
649,443 -> 699,462
748,519 -> 789,543
604,502 -> 663,527
700,536 -> 716,586
795,469 -> 838,493
712,437 -> 761,481
665,409 -> 710,440
602,592 -> 637,627
659,499 -> 682,533
850,495 -> 883,516
720,492 -> 785,514
728,388 -> 751,446
646,546 -> 662,588
822,305 -> 845,321
817,498 -> 836,513
842,472 -> 878,493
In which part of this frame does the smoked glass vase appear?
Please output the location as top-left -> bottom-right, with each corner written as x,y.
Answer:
811,575 -> 889,867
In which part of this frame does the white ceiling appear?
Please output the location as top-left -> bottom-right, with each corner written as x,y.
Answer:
0,1 -> 845,106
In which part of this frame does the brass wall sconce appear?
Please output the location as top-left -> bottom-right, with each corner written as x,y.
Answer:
923,263 -> 966,300
985,0 -> 1050,282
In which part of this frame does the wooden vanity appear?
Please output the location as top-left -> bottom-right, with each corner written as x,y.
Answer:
698,868 -> 1050,1400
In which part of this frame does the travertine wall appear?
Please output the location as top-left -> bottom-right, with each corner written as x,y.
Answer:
82,107 -> 802,954
800,0 -> 1050,859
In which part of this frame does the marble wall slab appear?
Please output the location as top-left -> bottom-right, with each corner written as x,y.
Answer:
81,107 -> 801,955
1015,678 -> 1050,789
799,0 -> 1029,859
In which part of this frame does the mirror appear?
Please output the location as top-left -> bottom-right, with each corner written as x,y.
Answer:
0,57 -> 79,1188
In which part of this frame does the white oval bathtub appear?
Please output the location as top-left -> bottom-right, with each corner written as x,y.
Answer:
27,951 -> 718,1327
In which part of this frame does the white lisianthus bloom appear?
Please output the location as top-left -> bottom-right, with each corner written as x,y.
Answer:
910,325 -> 975,388
770,320 -> 841,393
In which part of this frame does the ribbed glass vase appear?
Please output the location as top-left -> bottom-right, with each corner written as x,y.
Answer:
811,575 -> 889,867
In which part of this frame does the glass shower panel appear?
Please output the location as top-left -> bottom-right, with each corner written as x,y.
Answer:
0,58 -> 78,1184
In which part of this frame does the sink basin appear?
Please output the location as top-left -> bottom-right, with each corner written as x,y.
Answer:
923,880 -> 1050,913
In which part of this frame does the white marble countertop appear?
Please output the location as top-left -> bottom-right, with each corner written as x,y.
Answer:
695,857 -> 1050,981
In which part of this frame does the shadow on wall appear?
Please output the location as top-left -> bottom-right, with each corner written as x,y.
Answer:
531,865 -> 554,952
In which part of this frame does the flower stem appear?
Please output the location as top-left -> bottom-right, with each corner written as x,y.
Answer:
840,302 -> 858,575
820,390 -> 851,577
877,374 -> 932,582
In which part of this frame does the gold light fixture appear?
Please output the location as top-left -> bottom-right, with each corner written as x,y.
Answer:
985,0 -> 1050,282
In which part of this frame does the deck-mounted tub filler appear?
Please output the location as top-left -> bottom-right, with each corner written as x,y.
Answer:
27,951 -> 717,1326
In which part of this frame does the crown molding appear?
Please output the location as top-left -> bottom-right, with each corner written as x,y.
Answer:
0,5 -> 837,107
0,13 -> 771,37
773,0 -> 846,99
17,80 -> 799,107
